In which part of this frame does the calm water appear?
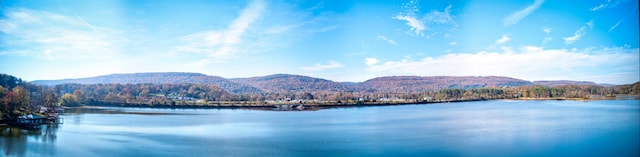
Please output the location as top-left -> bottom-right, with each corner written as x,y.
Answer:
1,100 -> 639,157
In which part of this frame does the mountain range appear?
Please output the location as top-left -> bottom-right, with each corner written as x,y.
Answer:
30,72 -> 613,94
531,80 -> 613,87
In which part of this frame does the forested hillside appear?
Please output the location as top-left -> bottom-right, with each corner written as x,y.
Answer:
33,73 -> 537,94
360,76 -> 533,92
54,83 -> 232,105
32,72 -> 261,94
14,72 -> 639,109
533,80 -> 599,86
230,74 -> 357,93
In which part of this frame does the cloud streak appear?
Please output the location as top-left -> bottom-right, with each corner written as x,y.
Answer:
377,35 -> 399,46
365,46 -> 639,84
608,21 -> 622,32
542,27 -> 551,34
0,8 -> 123,60
393,15 -> 425,36
300,60 -> 343,71
591,0 -> 622,11
496,35 -> 511,44
504,0 -> 545,26
487,34 -> 511,49
177,0 -> 266,66
394,2 -> 456,37
608,5 -> 638,32
563,26 -> 586,45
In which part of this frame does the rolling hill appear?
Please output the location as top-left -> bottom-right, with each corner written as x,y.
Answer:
533,80 -> 599,87
360,76 -> 534,92
31,72 -> 611,94
230,74 -> 357,93
31,72 -> 262,94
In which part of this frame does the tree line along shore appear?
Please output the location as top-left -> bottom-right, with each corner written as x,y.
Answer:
2,73 -> 640,123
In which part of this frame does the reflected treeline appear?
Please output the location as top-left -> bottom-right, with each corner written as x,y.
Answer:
64,107 -> 198,115
0,124 -> 59,156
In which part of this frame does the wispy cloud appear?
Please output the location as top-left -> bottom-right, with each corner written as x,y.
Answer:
300,60 -> 343,71
563,26 -> 586,45
542,26 -> 552,34
496,34 -> 511,44
449,41 -> 458,45
608,21 -> 622,32
0,8 -> 123,60
394,1 -> 456,37
393,15 -> 425,36
586,20 -> 594,29
487,34 -> 511,49
504,0 -> 545,27
423,5 -> 456,29
377,35 -> 399,46
74,15 -> 97,31
608,5 -> 638,32
365,46 -> 639,84
178,0 -> 266,67
591,0 -> 622,11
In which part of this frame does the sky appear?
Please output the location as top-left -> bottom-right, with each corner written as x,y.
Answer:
0,0 -> 638,84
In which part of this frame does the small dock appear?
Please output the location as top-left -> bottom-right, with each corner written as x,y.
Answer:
11,114 -> 47,130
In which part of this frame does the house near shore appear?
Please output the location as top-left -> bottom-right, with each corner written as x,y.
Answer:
166,93 -> 197,101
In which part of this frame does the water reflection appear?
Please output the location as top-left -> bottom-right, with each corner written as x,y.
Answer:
0,124 -> 60,157
1,100 -> 638,157
63,107 -> 200,115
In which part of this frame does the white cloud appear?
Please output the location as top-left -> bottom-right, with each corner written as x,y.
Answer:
504,0 -> 545,26
394,2 -> 456,37
424,5 -> 456,25
377,35 -> 399,46
225,0 -> 265,44
563,26 -> 586,45
393,15 -> 425,36
586,20 -> 594,29
496,34 -> 511,44
591,0 -> 622,11
487,35 -> 511,49
542,27 -> 551,34
449,41 -> 457,45
608,20 -> 622,32
177,0 -> 266,65
0,8 -> 123,60
365,58 -> 380,66
365,47 -> 639,84
300,60 -> 343,71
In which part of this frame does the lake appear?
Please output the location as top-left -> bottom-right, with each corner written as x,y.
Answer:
1,100 -> 639,157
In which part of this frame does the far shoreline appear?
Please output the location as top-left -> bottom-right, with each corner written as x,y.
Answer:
65,94 -> 640,111
2,95 -> 638,126
510,94 -> 639,101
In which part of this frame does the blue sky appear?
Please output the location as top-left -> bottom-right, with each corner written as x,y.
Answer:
0,0 -> 638,84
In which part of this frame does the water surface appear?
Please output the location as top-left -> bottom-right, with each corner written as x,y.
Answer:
1,100 -> 639,156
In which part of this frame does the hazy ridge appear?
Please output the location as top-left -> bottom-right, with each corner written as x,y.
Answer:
30,72 -> 617,94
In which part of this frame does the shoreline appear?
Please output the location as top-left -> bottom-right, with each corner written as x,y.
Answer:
511,95 -> 639,101
73,95 -> 639,111
2,96 -> 638,125
84,98 -> 492,110
511,97 -> 593,101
